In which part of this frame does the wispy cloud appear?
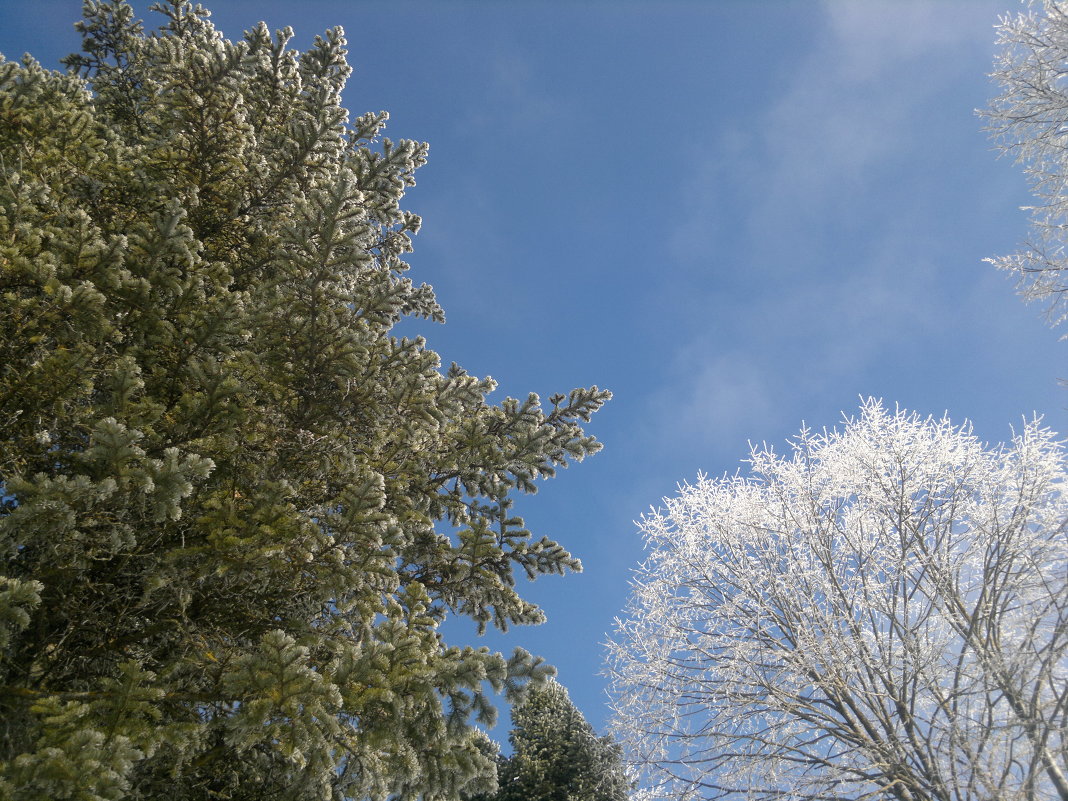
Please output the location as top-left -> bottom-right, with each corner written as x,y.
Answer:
652,1 -> 1012,460
672,1 -> 1003,262
465,39 -> 574,135
659,352 -> 777,454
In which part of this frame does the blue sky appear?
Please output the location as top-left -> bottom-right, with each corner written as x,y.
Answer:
2,0 -> 1064,743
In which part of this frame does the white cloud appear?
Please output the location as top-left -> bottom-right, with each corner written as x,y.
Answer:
825,2 -> 1003,75
650,242 -> 944,459
661,351 -> 778,452
464,41 -> 572,136
670,0 -> 1009,263
652,1 -> 1017,465
757,2 -> 1001,232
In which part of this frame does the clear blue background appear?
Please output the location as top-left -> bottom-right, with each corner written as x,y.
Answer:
2,0 -> 1063,743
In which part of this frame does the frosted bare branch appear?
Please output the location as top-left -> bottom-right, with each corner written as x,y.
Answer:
986,0 -> 1068,334
607,400 -> 1068,801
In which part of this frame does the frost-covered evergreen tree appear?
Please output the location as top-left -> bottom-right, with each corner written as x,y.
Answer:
0,2 -> 609,799
468,679 -> 630,801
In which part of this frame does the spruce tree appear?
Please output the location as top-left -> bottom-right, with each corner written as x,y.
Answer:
471,679 -> 630,801
0,2 -> 609,799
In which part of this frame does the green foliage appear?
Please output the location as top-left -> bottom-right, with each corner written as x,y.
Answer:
0,2 -> 609,798
469,680 -> 630,801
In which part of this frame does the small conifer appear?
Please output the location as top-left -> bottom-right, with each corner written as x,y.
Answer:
468,680 -> 631,801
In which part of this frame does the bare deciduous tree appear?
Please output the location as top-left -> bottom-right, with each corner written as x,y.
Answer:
987,0 -> 1068,334
607,401 -> 1068,801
